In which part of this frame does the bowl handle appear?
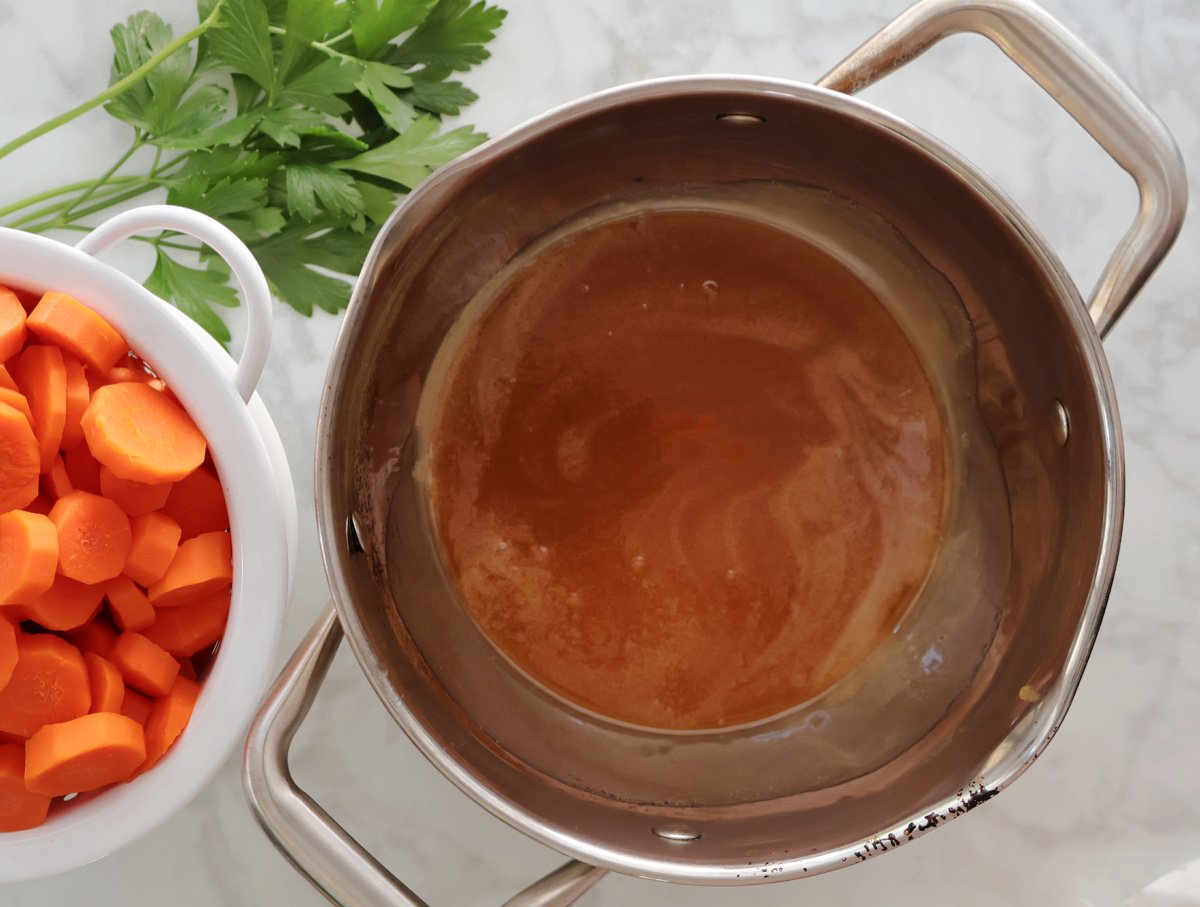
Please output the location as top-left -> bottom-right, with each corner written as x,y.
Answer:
243,602 -> 607,907
75,205 -> 273,402
818,0 -> 1187,337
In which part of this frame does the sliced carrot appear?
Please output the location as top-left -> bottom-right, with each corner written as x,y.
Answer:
10,344 -> 66,473
81,383 -> 206,485
60,353 -> 89,450
25,291 -> 127,373
0,386 -> 32,426
178,658 -> 197,681
123,511 -> 181,587
0,634 -> 90,737
68,618 -> 117,658
62,444 -> 101,495
136,675 -> 198,775
0,510 -> 58,605
84,653 -> 124,714
142,590 -> 229,658
42,454 -> 73,500
99,466 -> 172,517
103,576 -> 154,632
49,491 -> 132,585
0,402 -> 40,513
0,617 -> 16,693
21,574 -> 104,632
162,466 -> 228,539
25,711 -> 145,797
0,288 -> 25,363
106,631 -> 179,698
0,744 -> 50,831
148,531 -> 231,608
119,689 -> 151,726
0,364 -> 15,391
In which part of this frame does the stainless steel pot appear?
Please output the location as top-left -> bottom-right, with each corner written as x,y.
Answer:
243,1 -> 1187,904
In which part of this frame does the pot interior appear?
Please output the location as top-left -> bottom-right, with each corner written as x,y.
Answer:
318,79 -> 1117,880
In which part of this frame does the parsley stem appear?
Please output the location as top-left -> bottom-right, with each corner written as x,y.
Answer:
37,223 -> 197,253
0,177 -> 141,220
0,0 -> 226,163
20,183 -> 163,234
55,137 -> 144,223
8,179 -> 155,230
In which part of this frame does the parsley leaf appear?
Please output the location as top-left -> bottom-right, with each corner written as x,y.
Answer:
349,0 -> 438,59
285,163 -> 364,221
107,13 -> 227,145
391,0 -> 506,71
355,62 -> 417,132
145,249 -> 239,343
334,115 -> 486,188
207,0 -> 275,94
3,0 -> 506,339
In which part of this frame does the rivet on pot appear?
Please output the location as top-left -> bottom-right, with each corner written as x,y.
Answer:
716,112 -> 765,126
652,824 -> 702,842
1052,399 -> 1070,447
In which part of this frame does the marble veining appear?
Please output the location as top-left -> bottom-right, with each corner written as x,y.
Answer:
1,0 -> 1197,904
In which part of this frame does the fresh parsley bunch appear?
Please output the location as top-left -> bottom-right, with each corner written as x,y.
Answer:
0,0 -> 505,343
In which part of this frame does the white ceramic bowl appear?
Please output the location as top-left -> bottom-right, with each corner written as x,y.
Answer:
0,206 -> 296,881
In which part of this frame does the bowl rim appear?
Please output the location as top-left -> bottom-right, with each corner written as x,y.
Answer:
0,226 -> 291,881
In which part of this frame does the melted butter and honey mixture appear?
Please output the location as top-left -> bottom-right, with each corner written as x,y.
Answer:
428,210 -> 945,730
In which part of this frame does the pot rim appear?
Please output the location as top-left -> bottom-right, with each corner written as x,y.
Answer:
316,74 -> 1123,883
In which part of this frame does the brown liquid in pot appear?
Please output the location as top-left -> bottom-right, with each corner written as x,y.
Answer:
428,210 -> 945,730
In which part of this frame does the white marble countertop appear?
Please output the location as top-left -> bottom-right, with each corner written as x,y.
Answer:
2,0 -> 1198,904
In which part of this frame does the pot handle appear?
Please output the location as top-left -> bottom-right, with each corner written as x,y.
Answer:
75,205 -> 273,402
817,0 -> 1187,337
243,602 -> 607,907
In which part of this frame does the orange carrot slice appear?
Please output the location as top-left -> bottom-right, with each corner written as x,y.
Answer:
178,658 -> 197,681
0,402 -> 40,513
123,511 -> 181,587
25,291 -> 127,373
0,386 -> 32,426
81,383 -> 206,485
103,575 -> 154,632
148,531 -> 231,608
49,491 -> 132,584
0,288 -> 25,363
98,466 -> 172,517
0,365 -> 15,391
84,653 -> 124,714
43,454 -> 73,500
0,744 -> 50,831
62,444 -> 101,495
0,634 -> 90,737
60,353 -> 89,450
142,590 -> 230,658
25,711 -> 145,796
137,675 -> 198,775
21,574 -> 104,631
68,618 -> 117,658
0,617 -> 16,693
107,631 -> 179,698
162,466 -> 228,539
0,510 -> 58,605
119,689 -> 151,726
10,344 -> 66,473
